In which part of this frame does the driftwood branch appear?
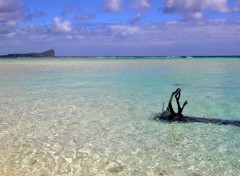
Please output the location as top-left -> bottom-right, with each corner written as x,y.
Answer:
159,88 -> 188,120
154,88 -> 240,127
167,88 -> 180,115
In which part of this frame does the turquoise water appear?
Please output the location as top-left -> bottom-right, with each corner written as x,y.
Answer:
0,58 -> 239,175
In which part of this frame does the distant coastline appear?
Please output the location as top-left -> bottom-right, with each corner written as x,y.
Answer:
0,50 -> 239,59
55,55 -> 240,59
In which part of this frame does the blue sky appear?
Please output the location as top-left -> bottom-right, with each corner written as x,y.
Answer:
0,0 -> 240,56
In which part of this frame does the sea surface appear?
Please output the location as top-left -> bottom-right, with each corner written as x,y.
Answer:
0,57 -> 239,176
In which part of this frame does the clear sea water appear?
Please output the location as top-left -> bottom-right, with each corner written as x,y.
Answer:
0,58 -> 239,176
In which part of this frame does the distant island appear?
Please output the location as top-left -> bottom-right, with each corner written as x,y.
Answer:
0,49 -> 55,58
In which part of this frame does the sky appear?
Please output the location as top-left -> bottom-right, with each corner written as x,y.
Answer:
0,0 -> 240,56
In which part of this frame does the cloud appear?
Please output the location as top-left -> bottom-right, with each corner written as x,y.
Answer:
75,13 -> 96,20
0,0 -> 44,24
232,0 -> 240,12
129,13 -> 142,24
0,0 -> 24,22
110,25 -> 139,34
1,16 -> 240,56
0,21 -> 16,35
61,5 -> 74,16
25,10 -> 44,21
163,0 -> 230,19
54,17 -> 72,32
107,24 -> 139,40
131,0 -> 151,11
104,0 -> 123,12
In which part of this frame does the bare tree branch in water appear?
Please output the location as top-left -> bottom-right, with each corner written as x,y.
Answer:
154,88 -> 240,127
160,88 -> 187,120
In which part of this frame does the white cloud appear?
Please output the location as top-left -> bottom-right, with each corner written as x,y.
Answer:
110,25 -> 139,35
75,13 -> 96,20
164,0 -> 230,19
66,35 -> 73,39
1,16 -> 240,56
232,0 -> 240,12
129,13 -> 142,24
0,0 -> 24,22
61,5 -> 73,16
54,17 -> 72,32
0,20 -> 17,35
5,32 -> 16,38
131,0 -> 151,10
104,0 -> 123,12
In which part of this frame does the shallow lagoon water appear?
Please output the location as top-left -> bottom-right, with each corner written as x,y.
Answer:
0,58 -> 239,175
